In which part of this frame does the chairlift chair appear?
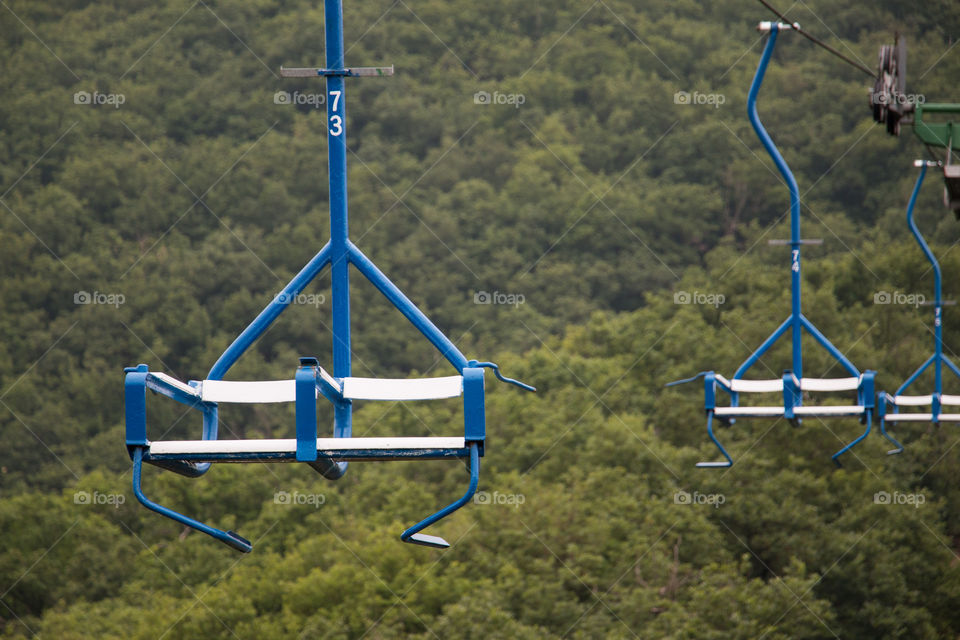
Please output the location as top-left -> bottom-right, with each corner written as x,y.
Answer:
668,22 -> 876,468
878,160 -> 960,453
124,0 -> 533,553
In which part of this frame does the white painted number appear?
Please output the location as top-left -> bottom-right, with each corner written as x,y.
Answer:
791,250 -> 800,272
328,90 -> 343,136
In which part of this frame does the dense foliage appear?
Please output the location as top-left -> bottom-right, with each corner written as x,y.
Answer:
2,0 -> 960,637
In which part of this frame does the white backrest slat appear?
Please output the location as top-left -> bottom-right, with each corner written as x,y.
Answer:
893,394 -> 934,406
201,380 -> 299,403
342,376 -> 463,401
800,377 -> 860,392
728,378 -> 783,393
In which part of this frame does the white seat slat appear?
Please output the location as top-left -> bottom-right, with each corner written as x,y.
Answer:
885,413 -> 960,422
201,380 -> 299,403
714,406 -> 784,416
150,436 -> 466,456
800,377 -> 860,392
714,405 -> 866,417
941,395 -> 960,406
892,394 -> 934,406
884,413 -> 934,422
341,376 -> 463,401
792,405 -> 864,416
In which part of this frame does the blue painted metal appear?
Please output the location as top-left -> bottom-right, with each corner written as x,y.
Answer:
295,358 -> 319,462
462,367 -> 486,442
748,26 -> 806,379
880,162 -> 960,453
349,243 -> 469,371
132,447 -> 252,552
123,0 -> 533,551
208,242 -> 332,382
741,24 -> 860,384
831,411 -> 872,464
401,442 -> 480,548
468,360 -> 537,392
782,371 -> 800,421
697,413 -> 733,468
124,365 -> 149,448
669,23 -> 874,467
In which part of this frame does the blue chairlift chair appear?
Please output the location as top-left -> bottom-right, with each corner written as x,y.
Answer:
878,161 -> 960,453
668,22 -> 876,468
124,0 -> 533,552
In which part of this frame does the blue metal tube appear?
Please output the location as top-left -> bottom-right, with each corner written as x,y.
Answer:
349,242 -> 469,371
733,316 -> 791,379
699,412 -> 733,468
945,357 -> 960,379
905,166 -> 941,394
832,411 -> 872,467
401,442 -> 479,546
748,25 -> 804,378
895,354 -> 935,396
132,447 -> 252,552
799,314 -> 860,377
207,242 -> 332,380
325,0 -> 352,448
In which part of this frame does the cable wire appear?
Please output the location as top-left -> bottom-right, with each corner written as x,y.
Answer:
756,0 -> 877,78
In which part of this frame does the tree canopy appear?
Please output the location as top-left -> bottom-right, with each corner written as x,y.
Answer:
2,0 -> 960,637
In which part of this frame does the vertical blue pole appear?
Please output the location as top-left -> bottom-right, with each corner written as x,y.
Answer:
326,0 -> 352,440
747,25 -> 803,379
905,165 -> 941,394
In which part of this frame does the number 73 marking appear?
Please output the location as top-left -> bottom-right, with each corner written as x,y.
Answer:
329,90 -> 342,136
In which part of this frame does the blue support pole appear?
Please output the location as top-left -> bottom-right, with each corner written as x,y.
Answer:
799,314 -> 860,377
349,243 -> 469,371
208,243 -> 332,381
905,165 -> 942,396
747,24 -> 804,379
733,317 -> 792,379
325,0 -> 353,448
729,23 -> 860,384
